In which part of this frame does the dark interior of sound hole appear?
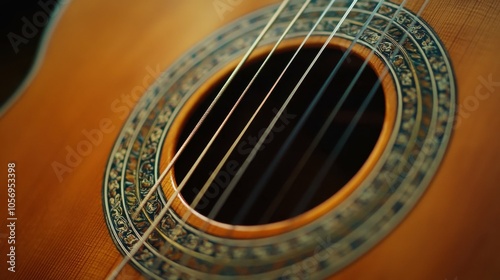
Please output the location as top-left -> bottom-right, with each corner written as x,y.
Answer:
174,45 -> 385,226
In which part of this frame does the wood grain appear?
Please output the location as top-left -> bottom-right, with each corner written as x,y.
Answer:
0,0 -> 499,279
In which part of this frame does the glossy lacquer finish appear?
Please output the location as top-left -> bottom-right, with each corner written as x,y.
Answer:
0,0 -> 499,279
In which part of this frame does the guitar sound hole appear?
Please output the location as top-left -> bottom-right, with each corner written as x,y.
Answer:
174,45 -> 385,226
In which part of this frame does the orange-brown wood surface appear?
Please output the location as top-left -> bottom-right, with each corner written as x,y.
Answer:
0,0 -> 499,279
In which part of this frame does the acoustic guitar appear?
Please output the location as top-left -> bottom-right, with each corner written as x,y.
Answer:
1,0 -> 499,279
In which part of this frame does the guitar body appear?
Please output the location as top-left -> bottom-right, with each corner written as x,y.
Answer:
0,0 -> 499,279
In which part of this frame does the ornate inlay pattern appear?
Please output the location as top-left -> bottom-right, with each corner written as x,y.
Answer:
103,0 -> 455,279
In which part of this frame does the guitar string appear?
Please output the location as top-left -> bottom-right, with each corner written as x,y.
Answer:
154,0 -> 356,271
255,0 -> 410,224
290,0 -> 430,217
150,0 -> 340,272
194,0 -> 359,229
105,2 -> 293,278
149,0 -> 312,272
121,0 -> 345,276
110,0 -> 430,278
150,0 -> 342,272
203,0 -> 428,226
150,0 -> 336,270
177,0 -> 312,224
181,0 -> 339,226
234,0 -> 391,225
129,0 -> 292,220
